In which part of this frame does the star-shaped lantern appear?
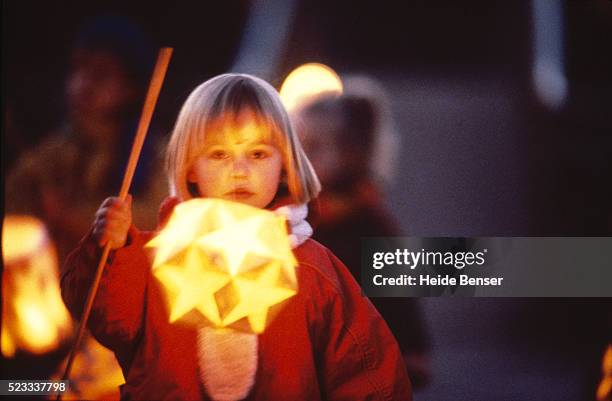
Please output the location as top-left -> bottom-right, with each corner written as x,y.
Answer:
146,198 -> 298,334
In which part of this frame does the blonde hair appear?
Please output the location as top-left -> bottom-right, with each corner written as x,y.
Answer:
166,73 -> 321,203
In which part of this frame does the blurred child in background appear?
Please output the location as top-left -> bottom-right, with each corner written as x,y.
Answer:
292,77 -> 431,388
6,15 -> 167,264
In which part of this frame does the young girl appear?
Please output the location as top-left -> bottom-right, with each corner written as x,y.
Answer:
61,73 -> 411,400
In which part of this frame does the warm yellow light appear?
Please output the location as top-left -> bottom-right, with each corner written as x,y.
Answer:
279,63 -> 343,112
147,199 -> 298,334
1,215 -> 73,357
19,302 -> 56,342
2,215 -> 47,261
597,345 -> 612,401
52,334 -> 125,401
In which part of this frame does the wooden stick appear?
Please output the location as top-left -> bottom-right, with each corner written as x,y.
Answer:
58,47 -> 173,399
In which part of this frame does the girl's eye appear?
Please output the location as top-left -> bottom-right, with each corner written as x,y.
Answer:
209,150 -> 228,159
250,149 -> 269,159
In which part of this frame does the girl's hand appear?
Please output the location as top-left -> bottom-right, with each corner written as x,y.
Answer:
92,195 -> 133,249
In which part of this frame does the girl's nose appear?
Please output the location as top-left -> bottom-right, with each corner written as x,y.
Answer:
231,157 -> 249,177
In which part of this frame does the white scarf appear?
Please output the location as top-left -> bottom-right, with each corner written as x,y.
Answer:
198,203 -> 311,400
273,203 -> 312,248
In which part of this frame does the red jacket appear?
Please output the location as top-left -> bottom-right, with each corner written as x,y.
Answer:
61,199 -> 412,401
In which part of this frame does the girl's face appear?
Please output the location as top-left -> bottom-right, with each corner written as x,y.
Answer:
187,109 -> 283,209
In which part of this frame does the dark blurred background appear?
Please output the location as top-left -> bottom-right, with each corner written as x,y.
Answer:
3,1 -> 612,400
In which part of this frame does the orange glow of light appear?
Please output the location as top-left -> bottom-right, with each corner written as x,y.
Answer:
18,302 -> 57,344
146,198 -> 298,334
279,63 -> 343,112
52,334 -> 125,401
2,215 -> 47,259
597,344 -> 612,401
1,215 -> 73,357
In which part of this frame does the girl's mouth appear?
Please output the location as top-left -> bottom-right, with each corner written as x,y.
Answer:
225,189 -> 254,200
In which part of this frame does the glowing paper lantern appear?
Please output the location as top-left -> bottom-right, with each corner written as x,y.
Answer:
597,345 -> 612,401
146,198 -> 298,334
52,334 -> 125,401
279,63 -> 343,112
1,215 -> 73,357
